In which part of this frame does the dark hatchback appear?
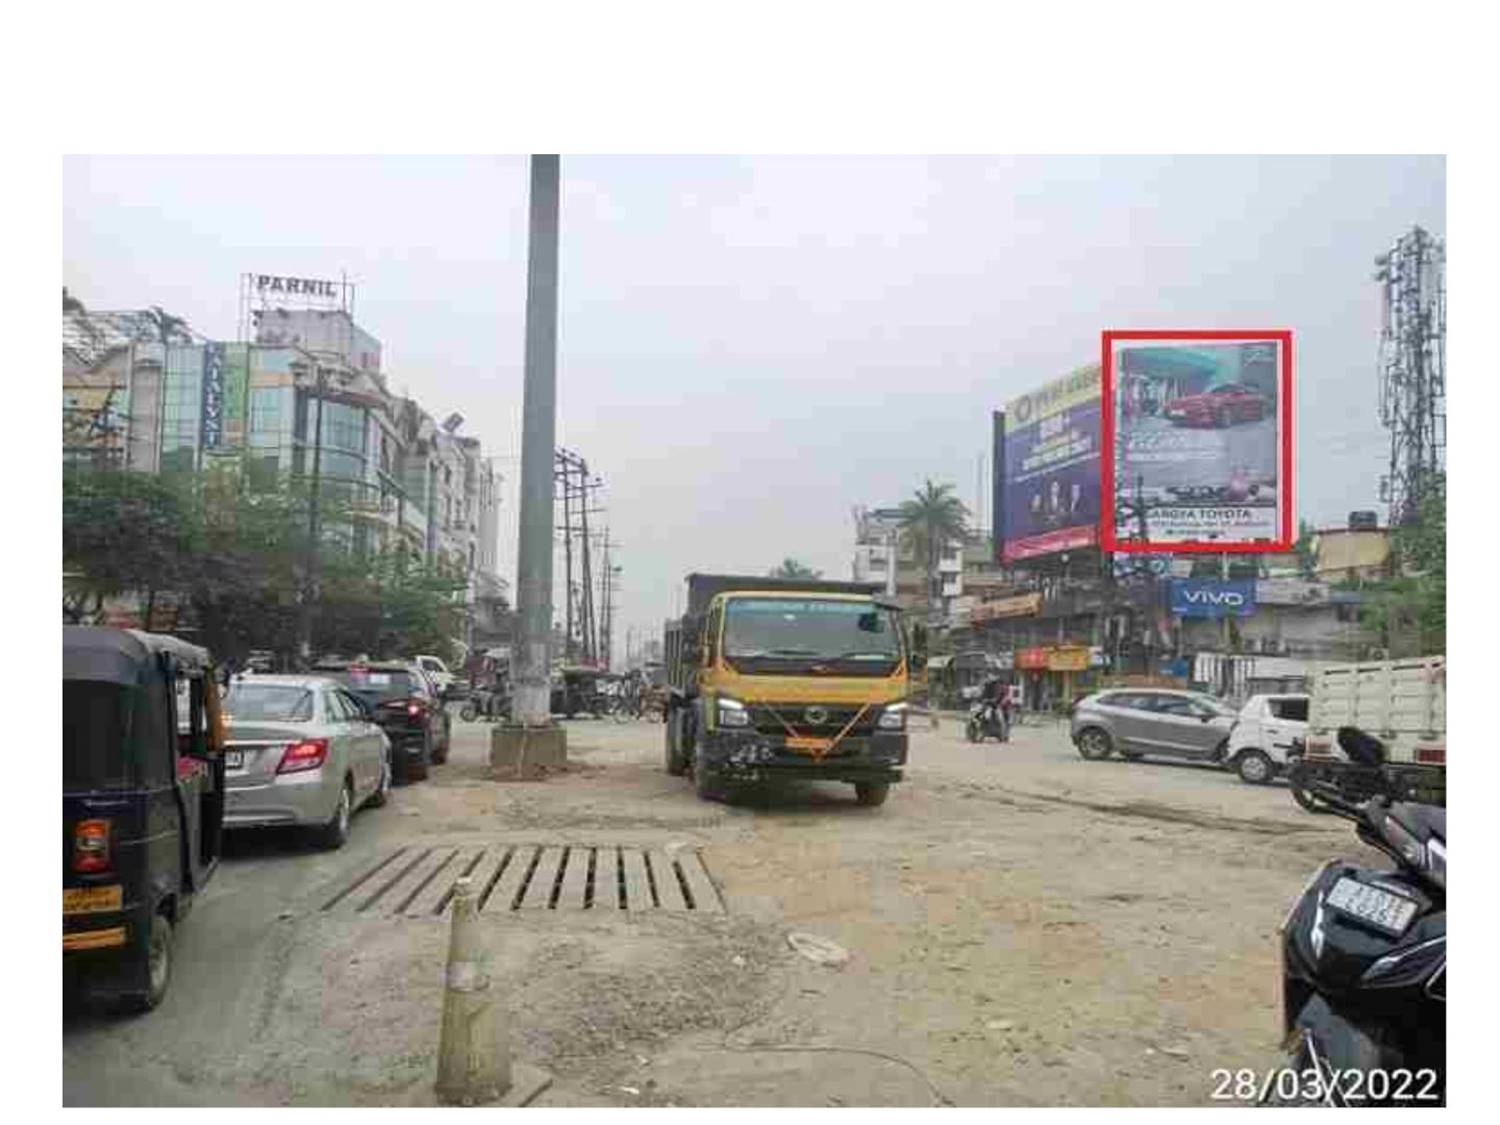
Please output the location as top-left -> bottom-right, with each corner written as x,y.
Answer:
311,660 -> 441,782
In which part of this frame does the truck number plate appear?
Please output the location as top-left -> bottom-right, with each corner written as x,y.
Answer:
64,885 -> 123,914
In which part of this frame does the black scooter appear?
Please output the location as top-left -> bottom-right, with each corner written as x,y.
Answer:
1268,727 -> 1445,1106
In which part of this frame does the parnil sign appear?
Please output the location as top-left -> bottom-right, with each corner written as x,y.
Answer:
1168,578 -> 1257,618
255,274 -> 340,298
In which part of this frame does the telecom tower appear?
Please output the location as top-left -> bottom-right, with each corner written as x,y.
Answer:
1375,226 -> 1446,527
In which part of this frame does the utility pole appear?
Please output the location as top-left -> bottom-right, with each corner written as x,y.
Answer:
556,449 -> 576,662
578,469 -> 596,664
299,368 -> 327,665
509,155 -> 562,727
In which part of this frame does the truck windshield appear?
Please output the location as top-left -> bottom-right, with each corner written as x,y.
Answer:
722,598 -> 902,673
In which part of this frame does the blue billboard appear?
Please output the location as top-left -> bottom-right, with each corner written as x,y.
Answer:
1000,364 -> 1101,562
1168,578 -> 1256,618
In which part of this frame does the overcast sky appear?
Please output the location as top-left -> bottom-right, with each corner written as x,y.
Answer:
63,155 -> 1445,657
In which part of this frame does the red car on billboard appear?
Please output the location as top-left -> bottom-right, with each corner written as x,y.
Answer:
1162,382 -> 1269,428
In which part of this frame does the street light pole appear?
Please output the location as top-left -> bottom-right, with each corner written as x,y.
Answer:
511,156 -> 562,726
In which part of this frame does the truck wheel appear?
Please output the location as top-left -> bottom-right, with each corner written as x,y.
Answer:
665,713 -> 687,776
692,747 -> 724,802
1237,750 -> 1274,785
854,781 -> 890,807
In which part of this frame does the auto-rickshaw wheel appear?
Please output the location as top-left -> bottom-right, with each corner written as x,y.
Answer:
121,912 -> 173,1013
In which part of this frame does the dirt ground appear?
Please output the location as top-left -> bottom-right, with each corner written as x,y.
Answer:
63,711 -> 1384,1107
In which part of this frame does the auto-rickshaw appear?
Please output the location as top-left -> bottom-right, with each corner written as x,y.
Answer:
549,666 -> 612,718
63,627 -> 226,1012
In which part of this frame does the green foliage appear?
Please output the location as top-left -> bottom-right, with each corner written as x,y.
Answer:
63,465 -> 467,665
768,558 -> 822,579
897,479 -> 969,606
1356,474 -> 1445,657
1293,519 -> 1318,580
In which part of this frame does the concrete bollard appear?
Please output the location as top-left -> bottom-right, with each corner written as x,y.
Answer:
435,877 -> 510,1105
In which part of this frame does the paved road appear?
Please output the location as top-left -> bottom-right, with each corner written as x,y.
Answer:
64,714 -> 1372,1107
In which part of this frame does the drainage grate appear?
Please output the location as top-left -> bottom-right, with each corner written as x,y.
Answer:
319,843 -> 724,917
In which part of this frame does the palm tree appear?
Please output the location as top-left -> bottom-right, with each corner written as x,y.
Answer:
768,557 -> 822,579
897,479 -> 969,615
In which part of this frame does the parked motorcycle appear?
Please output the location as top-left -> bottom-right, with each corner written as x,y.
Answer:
1267,726 -> 1445,1106
965,702 -> 1009,743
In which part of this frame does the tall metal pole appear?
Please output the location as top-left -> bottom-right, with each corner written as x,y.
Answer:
559,452 -> 574,662
579,472 -> 595,664
512,155 -> 561,725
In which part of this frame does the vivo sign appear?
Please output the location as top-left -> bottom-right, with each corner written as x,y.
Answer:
1168,579 -> 1256,618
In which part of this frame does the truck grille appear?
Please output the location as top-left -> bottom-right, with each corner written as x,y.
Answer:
746,703 -> 880,737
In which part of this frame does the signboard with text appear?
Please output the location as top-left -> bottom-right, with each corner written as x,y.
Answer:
1103,331 -> 1292,553
1000,364 -> 1102,562
199,343 -> 225,451
1167,578 -> 1257,618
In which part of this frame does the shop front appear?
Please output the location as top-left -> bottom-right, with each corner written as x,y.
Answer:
1014,644 -> 1097,710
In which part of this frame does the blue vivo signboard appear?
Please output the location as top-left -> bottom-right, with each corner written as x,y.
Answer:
1168,578 -> 1256,618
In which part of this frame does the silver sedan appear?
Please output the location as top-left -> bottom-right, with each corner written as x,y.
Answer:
221,675 -> 392,849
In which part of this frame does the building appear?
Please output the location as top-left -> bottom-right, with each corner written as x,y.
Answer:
1312,524 -> 1392,583
851,505 -> 965,617
62,300 -> 508,633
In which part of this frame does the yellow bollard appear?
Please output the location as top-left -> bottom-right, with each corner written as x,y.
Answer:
435,876 -> 510,1105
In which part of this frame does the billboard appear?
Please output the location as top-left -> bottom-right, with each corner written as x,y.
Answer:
1103,331 -> 1292,553
200,343 -> 226,451
1167,578 -> 1257,618
999,364 -> 1102,562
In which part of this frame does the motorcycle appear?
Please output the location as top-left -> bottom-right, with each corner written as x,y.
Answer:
1267,726 -> 1445,1106
965,702 -> 1009,743
459,687 -> 511,723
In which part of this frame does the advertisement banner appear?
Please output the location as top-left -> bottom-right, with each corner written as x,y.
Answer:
200,343 -> 226,451
1167,578 -> 1257,618
1016,647 -> 1050,670
1047,647 -> 1090,672
221,343 -> 250,449
1103,332 -> 1292,552
971,592 -> 1042,622
1000,364 -> 1101,562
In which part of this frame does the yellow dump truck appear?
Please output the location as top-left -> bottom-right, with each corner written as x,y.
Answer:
663,573 -> 924,807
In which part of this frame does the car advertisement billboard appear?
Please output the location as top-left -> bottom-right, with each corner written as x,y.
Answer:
1103,330 -> 1292,553
999,364 -> 1101,562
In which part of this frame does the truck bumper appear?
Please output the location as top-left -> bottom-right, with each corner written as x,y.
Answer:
697,728 -> 907,784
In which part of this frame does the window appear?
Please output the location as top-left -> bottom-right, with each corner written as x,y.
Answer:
1148,695 -> 1202,718
223,683 -> 313,722
1269,697 -> 1309,722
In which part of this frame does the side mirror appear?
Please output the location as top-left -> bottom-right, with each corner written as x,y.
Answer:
910,652 -> 927,671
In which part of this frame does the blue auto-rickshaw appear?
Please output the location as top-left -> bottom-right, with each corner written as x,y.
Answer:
63,627 -> 226,1012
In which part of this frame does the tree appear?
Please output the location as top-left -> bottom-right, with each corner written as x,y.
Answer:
1357,473 -> 1445,657
897,479 -> 969,614
768,558 -> 822,579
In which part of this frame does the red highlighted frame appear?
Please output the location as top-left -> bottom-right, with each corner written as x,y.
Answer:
1101,329 -> 1293,554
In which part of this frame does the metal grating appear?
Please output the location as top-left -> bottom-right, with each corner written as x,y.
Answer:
319,843 -> 724,917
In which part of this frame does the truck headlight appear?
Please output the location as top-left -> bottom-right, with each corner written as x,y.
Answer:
716,696 -> 749,728
877,702 -> 908,731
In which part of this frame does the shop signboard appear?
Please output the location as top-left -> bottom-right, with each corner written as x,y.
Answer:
1016,647 -> 1050,671
972,592 -> 1043,622
1048,646 -> 1090,672
200,343 -> 225,451
999,364 -> 1102,562
1168,578 -> 1257,618
1103,331 -> 1293,552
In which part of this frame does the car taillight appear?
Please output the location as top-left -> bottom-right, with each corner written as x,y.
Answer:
73,818 -> 112,874
1417,746 -> 1445,765
276,738 -> 329,774
407,701 -> 423,717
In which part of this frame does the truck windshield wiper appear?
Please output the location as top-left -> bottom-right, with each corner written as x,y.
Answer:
813,651 -> 899,663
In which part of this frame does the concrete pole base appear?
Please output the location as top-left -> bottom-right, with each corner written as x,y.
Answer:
490,723 -> 568,780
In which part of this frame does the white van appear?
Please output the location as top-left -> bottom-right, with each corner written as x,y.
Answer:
1224,694 -> 1309,784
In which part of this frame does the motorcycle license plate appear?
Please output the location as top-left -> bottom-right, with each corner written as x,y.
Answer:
224,750 -> 244,769
1325,876 -> 1419,936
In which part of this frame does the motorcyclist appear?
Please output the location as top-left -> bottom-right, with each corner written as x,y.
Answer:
977,675 -> 1007,735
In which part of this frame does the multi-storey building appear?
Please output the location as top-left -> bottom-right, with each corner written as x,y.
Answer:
62,301 -> 507,622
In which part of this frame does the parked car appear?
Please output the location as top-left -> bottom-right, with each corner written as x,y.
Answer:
1223,693 -> 1310,784
411,664 -> 454,762
1163,382 -> 1269,428
220,675 -> 391,849
1070,689 -> 1238,763
311,659 -> 442,780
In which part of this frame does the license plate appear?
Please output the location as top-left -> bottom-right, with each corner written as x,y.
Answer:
786,735 -> 833,754
1325,876 -> 1419,936
63,885 -> 123,915
225,750 -> 244,769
